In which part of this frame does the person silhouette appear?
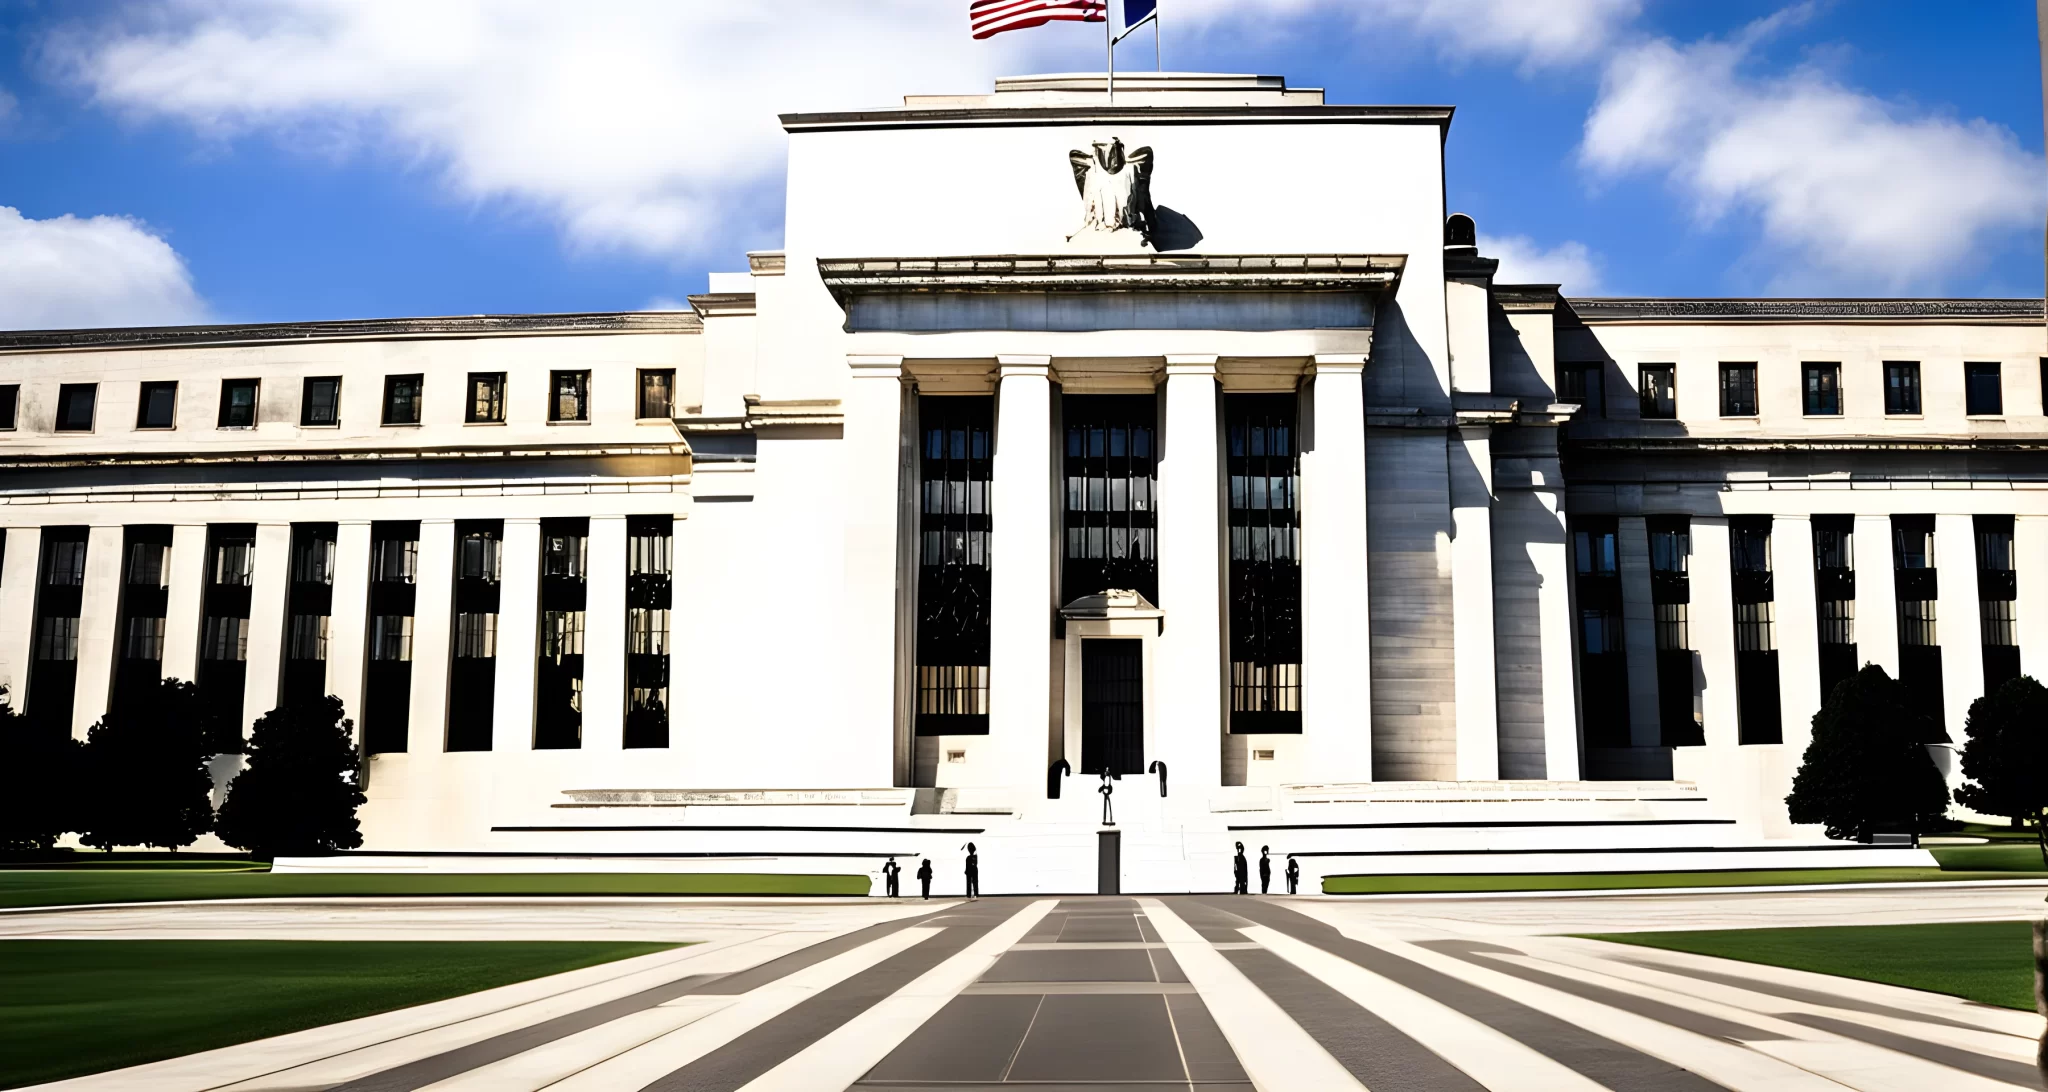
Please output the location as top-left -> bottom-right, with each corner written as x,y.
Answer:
882,857 -> 900,898
916,858 -> 933,900
1285,855 -> 1300,895
1232,842 -> 1248,895
1258,846 -> 1272,894
964,842 -> 980,899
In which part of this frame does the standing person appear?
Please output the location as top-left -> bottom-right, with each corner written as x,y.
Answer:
1285,855 -> 1300,895
882,857 -> 900,898
1258,846 -> 1272,894
1232,842 -> 1248,895
916,858 -> 933,900
964,842 -> 980,899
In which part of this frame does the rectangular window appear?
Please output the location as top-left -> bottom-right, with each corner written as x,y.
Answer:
467,373 -> 507,423
137,381 -> 179,429
535,517 -> 588,749
638,370 -> 675,419
125,617 -> 166,661
1977,514 -> 2019,691
370,615 -> 414,661
1802,362 -> 1841,416
110,527 -> 173,709
382,373 -> 424,425
1734,600 -> 1776,652
197,525 -> 256,749
1898,599 -> 1938,646
626,515 -> 673,749
1885,361 -> 1922,414
1654,602 -> 1690,651
42,538 -> 87,586
1063,394 -> 1158,604
1892,514 -> 1944,733
281,523 -> 337,705
218,379 -> 258,428
1572,516 -> 1629,747
1637,364 -> 1675,419
1557,362 -> 1603,416
1647,516 -> 1700,746
1982,600 -> 2017,648
454,613 -> 497,659
364,519 -> 420,754
202,615 -> 249,661
55,384 -> 97,431
2041,358 -> 2047,415
0,384 -> 17,429
916,397 -> 994,741
1226,394 -> 1302,733
372,538 -> 418,584
287,614 -> 329,661
1819,599 -> 1855,646
300,377 -> 341,427
1719,363 -> 1757,416
1966,361 -> 2002,415
35,616 -> 79,661
550,370 -> 590,422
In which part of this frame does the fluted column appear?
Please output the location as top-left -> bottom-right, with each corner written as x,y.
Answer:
1772,515 -> 1822,756
69,524 -> 125,736
0,527 -> 38,703
241,523 -> 292,737
1531,488 -> 1579,779
844,355 -> 907,785
581,515 -> 628,751
1300,356 -> 1372,782
407,519 -> 456,752
986,357 -> 1054,792
160,525 -> 206,685
1934,513 -> 1982,744
2018,516 -> 2048,679
1689,517 -> 1739,750
1155,356 -> 1225,793
492,518 -> 542,751
1450,424 -> 1498,780
1854,514 -> 1900,675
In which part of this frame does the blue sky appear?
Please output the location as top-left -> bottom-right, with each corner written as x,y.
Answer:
0,0 -> 2041,330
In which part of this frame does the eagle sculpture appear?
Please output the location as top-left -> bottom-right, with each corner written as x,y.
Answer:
1067,138 -> 1155,247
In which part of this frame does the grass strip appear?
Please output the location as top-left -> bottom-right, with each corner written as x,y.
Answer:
1579,921 -> 2039,1011
1320,866 -> 2041,895
0,939 -> 677,1089
0,870 -> 869,910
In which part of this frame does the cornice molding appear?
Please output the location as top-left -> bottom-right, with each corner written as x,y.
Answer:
0,312 -> 703,354
1565,297 -> 2045,325
817,254 -> 1404,308
781,104 -> 1454,134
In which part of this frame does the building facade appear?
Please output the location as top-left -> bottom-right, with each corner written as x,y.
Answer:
0,73 -> 2032,890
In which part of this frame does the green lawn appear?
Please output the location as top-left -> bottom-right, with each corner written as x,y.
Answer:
1580,921 -> 2040,1010
1928,842 -> 2048,872
0,939 -> 677,1089
0,870 -> 870,910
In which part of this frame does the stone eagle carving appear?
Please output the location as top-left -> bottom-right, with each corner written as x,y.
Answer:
1067,138 -> 1155,249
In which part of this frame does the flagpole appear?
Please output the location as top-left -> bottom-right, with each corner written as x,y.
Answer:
1105,1 -> 1115,103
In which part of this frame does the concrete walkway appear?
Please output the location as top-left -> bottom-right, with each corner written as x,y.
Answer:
12,888 -> 2046,1091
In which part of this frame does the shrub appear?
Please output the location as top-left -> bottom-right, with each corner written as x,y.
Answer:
0,686 -> 83,852
77,678 -> 215,852
216,695 -> 365,859
1786,664 -> 1950,842
1955,675 -> 2048,867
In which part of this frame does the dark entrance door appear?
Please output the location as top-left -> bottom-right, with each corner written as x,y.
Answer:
1097,829 -> 1121,894
1081,638 -> 1144,776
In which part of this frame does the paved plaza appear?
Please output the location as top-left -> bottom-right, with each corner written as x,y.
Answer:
7,886 -> 2045,1091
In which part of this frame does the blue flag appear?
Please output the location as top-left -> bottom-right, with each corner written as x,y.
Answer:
1124,0 -> 1156,31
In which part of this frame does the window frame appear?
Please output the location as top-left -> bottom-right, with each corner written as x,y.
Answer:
549,370 -> 591,423
1965,361 -> 2003,417
1884,360 -> 1922,415
300,376 -> 342,428
637,369 -> 676,421
1637,363 -> 1676,419
217,378 -> 260,429
0,383 -> 16,430
137,380 -> 180,430
1557,362 -> 1603,417
1718,362 -> 1758,417
1801,362 -> 1841,416
54,383 -> 98,432
466,372 -> 507,424
382,373 -> 425,426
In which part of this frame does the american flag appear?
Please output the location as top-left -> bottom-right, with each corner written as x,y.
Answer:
970,0 -> 1106,40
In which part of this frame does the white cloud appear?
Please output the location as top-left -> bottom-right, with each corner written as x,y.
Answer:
0,206 -> 206,330
1581,13 -> 2045,291
1170,0 -> 1639,67
1480,233 -> 1601,292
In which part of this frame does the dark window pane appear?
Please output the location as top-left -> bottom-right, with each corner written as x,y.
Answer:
638,370 -> 674,419
1802,363 -> 1840,415
1884,361 -> 1921,415
1638,364 -> 1675,418
0,384 -> 16,429
137,381 -> 179,429
467,373 -> 506,423
300,377 -> 341,427
551,371 -> 589,422
1719,363 -> 1757,416
218,380 -> 258,428
55,384 -> 97,431
1966,361 -> 2002,415
383,374 -> 423,425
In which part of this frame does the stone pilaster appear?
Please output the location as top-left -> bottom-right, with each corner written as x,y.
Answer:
1300,356 -> 1372,782
581,515 -> 628,751
986,357 -> 1055,793
1154,355 -> 1225,793
491,518 -> 541,751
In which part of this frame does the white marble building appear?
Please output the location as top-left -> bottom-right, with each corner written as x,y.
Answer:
2,73 -> 2030,891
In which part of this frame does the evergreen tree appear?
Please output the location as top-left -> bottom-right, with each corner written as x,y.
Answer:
1786,664 -> 1950,842
0,685 -> 82,853
1956,675 -> 2048,867
77,678 -> 215,851
216,695 -> 365,859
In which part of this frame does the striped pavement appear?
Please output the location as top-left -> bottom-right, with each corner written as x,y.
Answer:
25,894 -> 2047,1092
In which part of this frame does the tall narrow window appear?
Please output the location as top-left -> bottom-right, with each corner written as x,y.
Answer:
382,374 -> 423,425
137,381 -> 179,429
1062,394 -> 1157,604
1226,394 -> 1301,733
218,379 -> 258,428
300,377 -> 341,427
1719,363 -> 1758,416
1649,517 -> 1701,745
364,522 -> 418,754
1557,362 -> 1603,416
1977,515 -> 2019,693
28,528 -> 88,734
447,521 -> 501,751
638,370 -> 675,420
467,373 -> 507,423
1637,364 -> 1675,419
550,371 -> 590,422
0,384 -> 17,429
915,396 -> 992,737
1730,517 -> 1781,744
535,517 -> 588,749
55,384 -> 97,432
1813,516 -> 1857,701
1965,362 -> 2003,416
625,516 -> 673,748
197,525 -> 255,751
1802,363 -> 1841,416
281,524 -> 336,709
1885,361 -> 1921,414
1572,517 -> 1629,747
111,526 -> 172,712
1892,515 -> 1944,733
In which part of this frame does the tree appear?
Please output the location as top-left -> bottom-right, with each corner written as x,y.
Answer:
1956,675 -> 2048,867
0,685 -> 83,853
216,695 -> 365,859
77,678 -> 216,852
1786,664 -> 1951,842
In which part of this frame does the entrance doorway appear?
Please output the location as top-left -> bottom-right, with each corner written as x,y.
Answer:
1081,638 -> 1144,775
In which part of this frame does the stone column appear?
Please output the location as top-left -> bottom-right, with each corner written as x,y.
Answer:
1772,515 -> 1822,756
2018,516 -> 2048,680
1689,517 -> 1739,751
1935,513 -> 1983,744
241,522 -> 292,737
1300,356 -> 1372,782
0,527 -> 40,703
844,355 -> 907,784
1855,514 -> 1900,675
407,519 -> 456,753
1450,424 -> 1499,780
1532,488 -> 1580,779
160,525 -> 207,685
1155,356 -> 1225,793
581,515 -> 628,751
987,357 -> 1055,792
492,517 -> 542,751
1617,515 -> 1662,748
327,521 -> 373,733
69,524 -> 125,736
